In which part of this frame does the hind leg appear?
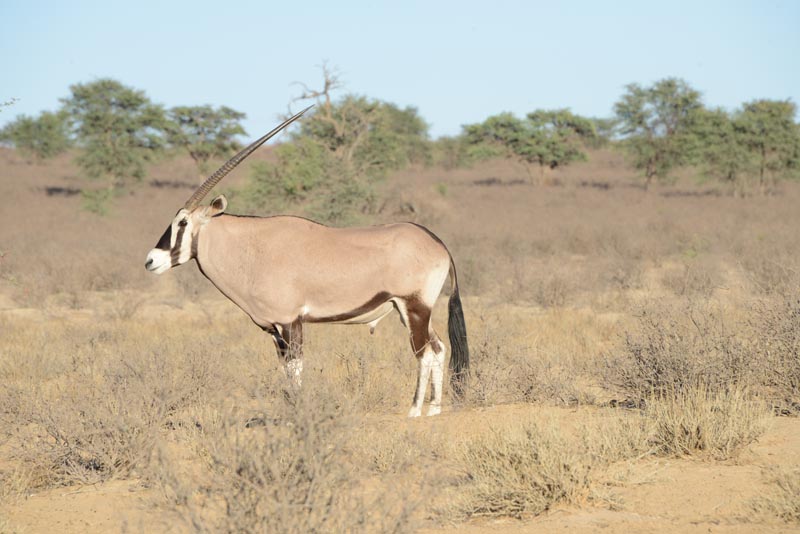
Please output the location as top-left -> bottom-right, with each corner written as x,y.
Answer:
399,298 -> 442,417
427,335 -> 446,416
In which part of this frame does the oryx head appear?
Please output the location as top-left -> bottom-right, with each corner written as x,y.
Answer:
145,106 -> 312,274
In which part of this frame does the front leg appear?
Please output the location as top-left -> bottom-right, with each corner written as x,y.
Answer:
267,320 -> 304,386
282,320 -> 304,385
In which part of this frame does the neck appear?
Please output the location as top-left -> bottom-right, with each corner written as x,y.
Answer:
192,216 -> 267,321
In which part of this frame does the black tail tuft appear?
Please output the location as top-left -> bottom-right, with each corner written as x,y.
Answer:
448,283 -> 469,400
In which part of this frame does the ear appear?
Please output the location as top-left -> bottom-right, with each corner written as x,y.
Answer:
200,195 -> 228,222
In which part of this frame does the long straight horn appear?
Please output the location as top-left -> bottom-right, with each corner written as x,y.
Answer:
183,105 -> 313,210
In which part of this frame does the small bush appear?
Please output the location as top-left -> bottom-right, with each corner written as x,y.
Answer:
445,421 -> 591,520
163,381 -> 418,533
646,386 -> 769,460
0,110 -> 72,161
749,297 -> 800,414
661,261 -> 719,297
0,324 -> 221,493
464,323 -> 591,408
580,412 -> 654,463
606,303 -> 753,402
751,468 -> 800,523
741,255 -> 799,295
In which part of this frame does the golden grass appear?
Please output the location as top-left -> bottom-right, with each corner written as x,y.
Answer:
443,419 -> 593,520
646,386 -> 771,460
751,467 -> 800,523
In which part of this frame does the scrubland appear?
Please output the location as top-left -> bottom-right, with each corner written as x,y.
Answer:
1,147 -> 798,533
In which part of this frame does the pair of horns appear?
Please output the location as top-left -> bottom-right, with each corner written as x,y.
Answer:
184,105 -> 314,210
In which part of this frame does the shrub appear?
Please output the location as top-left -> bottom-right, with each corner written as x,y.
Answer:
163,382 -> 418,533
606,303 -> 753,402
751,468 -> 800,523
445,421 -> 592,520
646,386 -> 769,460
0,110 -> 71,161
749,297 -> 800,414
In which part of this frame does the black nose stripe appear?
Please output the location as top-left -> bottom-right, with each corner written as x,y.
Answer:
155,225 -> 172,251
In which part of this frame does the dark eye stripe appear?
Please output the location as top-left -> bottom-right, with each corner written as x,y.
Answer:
170,225 -> 186,266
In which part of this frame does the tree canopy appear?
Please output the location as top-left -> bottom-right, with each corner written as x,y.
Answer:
166,105 -> 247,176
0,110 -> 72,161
463,109 -> 596,182
613,77 -> 703,188
62,78 -> 169,188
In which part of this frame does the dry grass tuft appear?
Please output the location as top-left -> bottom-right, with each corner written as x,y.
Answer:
580,411 -> 654,464
748,297 -> 800,414
646,386 -> 770,460
751,467 -> 800,523
443,420 -> 592,520
606,303 -> 752,401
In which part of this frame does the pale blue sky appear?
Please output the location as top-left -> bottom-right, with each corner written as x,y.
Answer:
1,0 -> 798,138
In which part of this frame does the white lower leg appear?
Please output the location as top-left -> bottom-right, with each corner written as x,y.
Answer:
427,344 -> 446,416
285,359 -> 303,387
408,349 -> 433,417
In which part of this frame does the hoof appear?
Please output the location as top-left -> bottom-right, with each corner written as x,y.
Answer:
407,407 -> 422,417
426,405 -> 441,416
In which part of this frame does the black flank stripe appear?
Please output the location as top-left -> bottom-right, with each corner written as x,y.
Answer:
305,292 -> 392,323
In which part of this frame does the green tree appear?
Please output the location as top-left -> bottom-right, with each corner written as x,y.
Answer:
693,101 -> 800,195
0,110 -> 72,161
691,108 -> 751,193
463,109 -> 595,182
521,109 -> 596,182
586,117 -> 618,148
62,79 -> 168,203
463,111 -> 523,154
614,77 -> 703,189
166,105 -> 246,177
736,99 -> 800,194
246,66 -> 429,223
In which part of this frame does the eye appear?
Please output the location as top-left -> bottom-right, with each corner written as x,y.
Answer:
178,219 -> 188,227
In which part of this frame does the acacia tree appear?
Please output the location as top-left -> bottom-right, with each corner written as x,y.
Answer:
522,109 -> 596,182
463,109 -> 595,182
247,65 -> 429,223
692,107 -> 751,193
736,99 -> 800,194
0,110 -> 72,161
614,78 -> 703,189
166,105 -> 246,177
62,78 -> 168,211
693,101 -> 799,195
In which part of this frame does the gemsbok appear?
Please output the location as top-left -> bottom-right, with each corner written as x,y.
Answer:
145,107 -> 469,416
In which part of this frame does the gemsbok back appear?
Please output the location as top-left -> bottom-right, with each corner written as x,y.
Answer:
145,107 -> 469,416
